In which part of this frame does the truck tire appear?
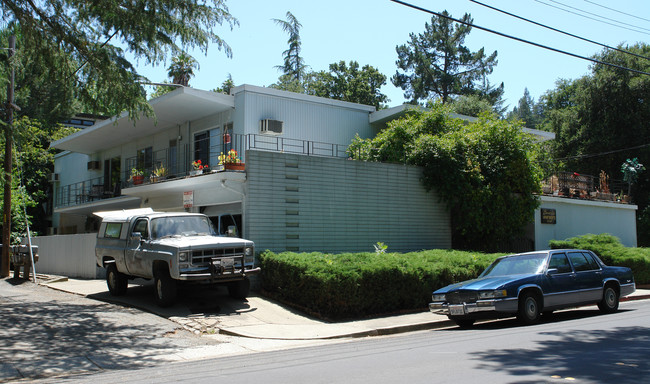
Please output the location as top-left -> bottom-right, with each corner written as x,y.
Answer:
154,266 -> 177,307
228,277 -> 250,300
106,264 -> 128,296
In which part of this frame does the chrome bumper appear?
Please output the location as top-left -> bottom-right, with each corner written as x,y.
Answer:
620,282 -> 636,298
178,266 -> 261,281
429,298 -> 518,316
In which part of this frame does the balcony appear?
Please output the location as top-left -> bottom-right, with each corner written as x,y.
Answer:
541,171 -> 632,203
54,134 -> 351,209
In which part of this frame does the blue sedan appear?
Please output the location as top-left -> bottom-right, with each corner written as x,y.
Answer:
429,249 -> 636,327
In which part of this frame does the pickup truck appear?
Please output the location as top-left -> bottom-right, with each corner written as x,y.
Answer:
94,208 -> 259,307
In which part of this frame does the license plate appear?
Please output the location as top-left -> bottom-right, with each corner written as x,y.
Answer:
214,258 -> 234,268
449,305 -> 465,316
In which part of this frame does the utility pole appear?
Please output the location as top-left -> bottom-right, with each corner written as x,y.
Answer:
1,35 -> 15,277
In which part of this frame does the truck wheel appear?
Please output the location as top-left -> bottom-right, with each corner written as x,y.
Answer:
228,277 -> 250,300
106,264 -> 128,296
154,266 -> 177,307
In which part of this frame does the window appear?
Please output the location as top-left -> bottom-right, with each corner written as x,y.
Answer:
133,219 -> 149,239
549,253 -> 572,273
137,147 -> 153,172
104,223 -> 122,239
569,252 -> 599,271
194,128 -> 222,167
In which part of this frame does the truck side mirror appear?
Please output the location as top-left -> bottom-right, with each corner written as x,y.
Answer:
130,232 -> 142,242
227,225 -> 238,237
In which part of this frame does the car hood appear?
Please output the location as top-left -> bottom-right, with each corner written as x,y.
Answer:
152,235 -> 253,248
434,274 -> 537,293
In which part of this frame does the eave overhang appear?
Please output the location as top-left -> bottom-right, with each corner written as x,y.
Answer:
51,87 -> 235,154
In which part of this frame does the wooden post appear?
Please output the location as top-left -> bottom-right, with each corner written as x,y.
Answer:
1,35 -> 15,278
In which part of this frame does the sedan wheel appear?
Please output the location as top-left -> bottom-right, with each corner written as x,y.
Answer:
597,286 -> 619,314
517,292 -> 541,325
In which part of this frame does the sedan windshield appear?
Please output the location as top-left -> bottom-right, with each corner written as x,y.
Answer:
151,216 -> 216,239
480,253 -> 548,277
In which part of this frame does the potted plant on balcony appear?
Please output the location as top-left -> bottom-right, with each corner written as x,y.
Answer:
220,149 -> 244,171
150,165 -> 167,183
130,168 -> 144,185
191,159 -> 207,176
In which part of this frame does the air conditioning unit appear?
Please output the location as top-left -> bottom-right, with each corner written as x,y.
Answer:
87,161 -> 101,170
49,173 -> 59,182
260,119 -> 283,135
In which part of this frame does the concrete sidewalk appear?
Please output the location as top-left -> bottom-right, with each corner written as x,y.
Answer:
42,277 -> 650,340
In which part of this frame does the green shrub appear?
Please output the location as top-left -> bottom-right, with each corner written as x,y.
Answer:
259,249 -> 501,320
549,233 -> 650,284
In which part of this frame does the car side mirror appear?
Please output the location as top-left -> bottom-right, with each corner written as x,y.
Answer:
546,268 -> 558,276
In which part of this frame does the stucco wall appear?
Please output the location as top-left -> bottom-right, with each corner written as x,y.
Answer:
534,195 -> 637,249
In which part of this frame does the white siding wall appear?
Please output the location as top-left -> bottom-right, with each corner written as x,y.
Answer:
31,234 -> 98,278
245,150 -> 451,253
534,196 -> 637,249
234,85 -> 377,145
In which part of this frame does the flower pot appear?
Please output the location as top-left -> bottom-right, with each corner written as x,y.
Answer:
132,175 -> 144,185
225,163 -> 245,171
190,170 -> 203,176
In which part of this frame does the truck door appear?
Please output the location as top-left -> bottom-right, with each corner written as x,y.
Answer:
125,218 -> 150,276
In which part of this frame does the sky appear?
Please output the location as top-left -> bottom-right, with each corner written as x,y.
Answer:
132,0 -> 650,112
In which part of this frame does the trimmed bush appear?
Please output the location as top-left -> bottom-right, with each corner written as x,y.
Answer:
259,250 -> 500,320
549,233 -> 650,284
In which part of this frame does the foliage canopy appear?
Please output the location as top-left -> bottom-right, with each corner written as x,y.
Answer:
348,104 -> 542,250
392,11 -> 498,105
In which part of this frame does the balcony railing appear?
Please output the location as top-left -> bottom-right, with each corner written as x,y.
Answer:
541,171 -> 631,203
54,134 -> 352,209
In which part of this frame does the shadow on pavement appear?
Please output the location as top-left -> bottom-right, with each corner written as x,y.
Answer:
0,282 -> 199,381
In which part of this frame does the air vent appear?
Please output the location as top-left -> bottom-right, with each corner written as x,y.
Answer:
87,161 -> 101,170
260,119 -> 283,135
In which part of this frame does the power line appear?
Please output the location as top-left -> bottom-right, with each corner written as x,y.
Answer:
469,0 -> 650,61
583,0 -> 650,24
546,0 -> 650,32
544,142 -> 650,163
389,0 -> 650,76
534,0 -> 650,36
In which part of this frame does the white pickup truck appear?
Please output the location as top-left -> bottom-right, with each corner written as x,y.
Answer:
95,208 -> 259,307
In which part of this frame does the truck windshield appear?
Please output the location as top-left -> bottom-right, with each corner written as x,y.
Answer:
150,216 -> 216,239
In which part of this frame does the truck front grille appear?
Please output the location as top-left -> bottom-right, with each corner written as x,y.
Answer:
446,291 -> 478,304
192,247 -> 245,265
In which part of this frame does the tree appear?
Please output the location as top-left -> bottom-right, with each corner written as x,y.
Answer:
508,88 -> 543,129
0,0 -> 238,119
0,117 -> 76,239
167,52 -> 198,86
392,11 -> 498,104
214,73 -> 235,94
449,79 -> 505,117
306,61 -> 389,109
271,11 -> 308,91
537,43 -> 650,243
348,104 -> 541,251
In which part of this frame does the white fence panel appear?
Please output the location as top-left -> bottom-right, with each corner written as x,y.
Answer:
31,234 -> 98,279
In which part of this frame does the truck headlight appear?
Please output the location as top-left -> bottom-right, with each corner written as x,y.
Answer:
179,252 -> 188,262
478,290 -> 508,299
244,247 -> 254,264
432,294 -> 446,302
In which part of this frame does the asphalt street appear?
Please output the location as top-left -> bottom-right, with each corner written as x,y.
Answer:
39,299 -> 650,384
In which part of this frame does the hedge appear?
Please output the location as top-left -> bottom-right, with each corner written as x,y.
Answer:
259,250 -> 500,320
549,233 -> 650,284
